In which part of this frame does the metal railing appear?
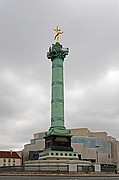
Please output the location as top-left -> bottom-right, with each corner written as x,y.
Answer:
101,164 -> 116,173
77,165 -> 95,173
0,165 -> 69,172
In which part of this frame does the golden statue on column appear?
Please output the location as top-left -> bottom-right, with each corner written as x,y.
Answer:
54,26 -> 63,43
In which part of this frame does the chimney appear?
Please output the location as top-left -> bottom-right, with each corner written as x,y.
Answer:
10,150 -> 12,156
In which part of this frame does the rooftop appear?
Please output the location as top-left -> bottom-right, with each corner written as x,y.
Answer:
0,151 -> 21,159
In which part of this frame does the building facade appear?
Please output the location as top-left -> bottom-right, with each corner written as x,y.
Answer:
23,128 -> 119,171
0,151 -> 21,167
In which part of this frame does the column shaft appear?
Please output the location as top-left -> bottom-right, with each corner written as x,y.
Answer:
51,58 -> 64,127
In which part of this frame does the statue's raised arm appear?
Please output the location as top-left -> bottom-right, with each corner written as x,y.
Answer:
54,26 -> 63,43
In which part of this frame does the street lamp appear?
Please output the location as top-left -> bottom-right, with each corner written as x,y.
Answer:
95,145 -> 99,163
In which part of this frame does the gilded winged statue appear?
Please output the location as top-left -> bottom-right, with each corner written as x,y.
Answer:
54,26 -> 63,43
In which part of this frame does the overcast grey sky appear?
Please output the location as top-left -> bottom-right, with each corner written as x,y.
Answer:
0,0 -> 119,150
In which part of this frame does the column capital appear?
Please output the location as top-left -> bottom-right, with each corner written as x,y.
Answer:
47,43 -> 69,61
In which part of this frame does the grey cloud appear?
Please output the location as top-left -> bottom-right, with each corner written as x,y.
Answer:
0,0 -> 119,150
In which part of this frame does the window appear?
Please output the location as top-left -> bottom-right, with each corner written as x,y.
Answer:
13,159 -> 15,163
13,164 -> 15,166
8,159 -> 11,162
3,164 -> 6,166
3,159 -> 6,162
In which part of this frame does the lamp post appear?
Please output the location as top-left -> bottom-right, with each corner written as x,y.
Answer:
95,145 -> 99,163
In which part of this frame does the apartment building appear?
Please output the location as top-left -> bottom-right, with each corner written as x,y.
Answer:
0,151 -> 21,167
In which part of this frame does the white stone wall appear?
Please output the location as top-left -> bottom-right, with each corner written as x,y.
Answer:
72,143 -> 113,164
23,140 -> 45,164
94,164 -> 101,172
0,158 -> 21,166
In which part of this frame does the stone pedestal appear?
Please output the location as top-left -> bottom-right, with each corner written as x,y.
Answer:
44,135 -> 73,152
39,150 -> 79,161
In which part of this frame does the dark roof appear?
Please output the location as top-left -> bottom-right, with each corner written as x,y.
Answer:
0,151 -> 21,159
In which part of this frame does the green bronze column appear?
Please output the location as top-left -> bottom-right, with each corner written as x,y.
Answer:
44,27 -> 73,152
51,55 -> 64,127
45,43 -> 72,137
49,43 -> 67,128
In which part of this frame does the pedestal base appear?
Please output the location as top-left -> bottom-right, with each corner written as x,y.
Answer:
44,126 -> 73,151
44,135 -> 73,152
39,149 -> 79,161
